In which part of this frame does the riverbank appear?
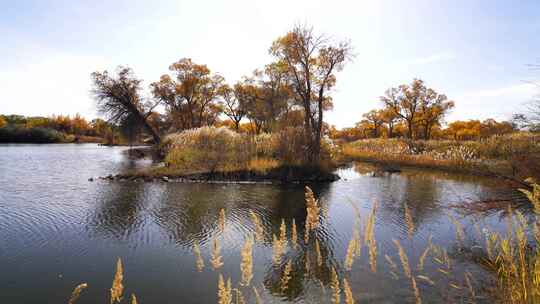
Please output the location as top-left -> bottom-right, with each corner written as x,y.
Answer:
339,135 -> 540,189
99,164 -> 340,183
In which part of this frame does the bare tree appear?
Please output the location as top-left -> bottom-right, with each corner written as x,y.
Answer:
270,25 -> 352,163
91,66 -> 161,144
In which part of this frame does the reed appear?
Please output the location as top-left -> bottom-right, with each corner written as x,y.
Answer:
291,218 -> 298,249
315,239 -> 323,267
393,239 -> 412,278
249,211 -> 264,242
68,283 -> 87,304
411,276 -> 422,304
343,278 -> 355,304
272,233 -> 284,265
330,266 -> 341,304
279,219 -> 287,248
240,236 -> 254,286
280,260 -> 293,293
193,240 -> 205,272
211,238 -> 224,269
217,274 -> 232,304
110,258 -> 124,304
344,238 -> 356,271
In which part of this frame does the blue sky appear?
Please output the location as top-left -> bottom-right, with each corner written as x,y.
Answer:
1,0 -> 538,128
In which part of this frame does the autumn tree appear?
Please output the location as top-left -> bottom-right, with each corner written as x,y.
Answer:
416,88 -> 454,140
0,116 -> 6,128
362,109 -> 385,137
220,84 -> 247,131
91,66 -> 161,144
380,80 -> 424,139
380,107 -> 399,138
151,58 -> 225,131
270,25 -> 352,162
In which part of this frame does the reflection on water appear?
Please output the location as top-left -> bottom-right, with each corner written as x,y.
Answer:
0,144 -> 521,303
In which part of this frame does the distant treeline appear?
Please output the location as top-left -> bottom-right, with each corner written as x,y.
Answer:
0,114 -> 113,143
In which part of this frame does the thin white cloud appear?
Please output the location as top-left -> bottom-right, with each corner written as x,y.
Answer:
460,83 -> 536,98
408,51 -> 456,66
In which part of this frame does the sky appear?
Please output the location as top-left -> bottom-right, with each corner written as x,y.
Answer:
0,0 -> 539,128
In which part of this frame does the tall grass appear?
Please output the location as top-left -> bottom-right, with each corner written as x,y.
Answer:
341,134 -> 540,181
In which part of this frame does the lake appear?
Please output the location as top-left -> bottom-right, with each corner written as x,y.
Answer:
0,144 -> 521,303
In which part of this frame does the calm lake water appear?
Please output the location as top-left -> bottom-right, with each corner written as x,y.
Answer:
0,144 -> 522,303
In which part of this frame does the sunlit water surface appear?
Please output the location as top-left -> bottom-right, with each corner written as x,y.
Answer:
0,144 -> 521,303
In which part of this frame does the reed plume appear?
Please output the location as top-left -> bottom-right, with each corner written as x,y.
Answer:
411,276 -> 422,304
250,211 -> 264,242
279,219 -> 287,248
193,240 -> 205,272
240,236 -> 254,286
344,238 -> 356,271
330,267 -> 341,304
315,238 -> 323,267
68,283 -> 88,304
110,258 -> 124,304
280,260 -> 293,293
291,218 -> 298,249
343,278 -> 355,304
272,233 -> 285,265
211,238 -> 224,269
217,274 -> 232,304
393,239 -> 411,278
368,238 -> 377,273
